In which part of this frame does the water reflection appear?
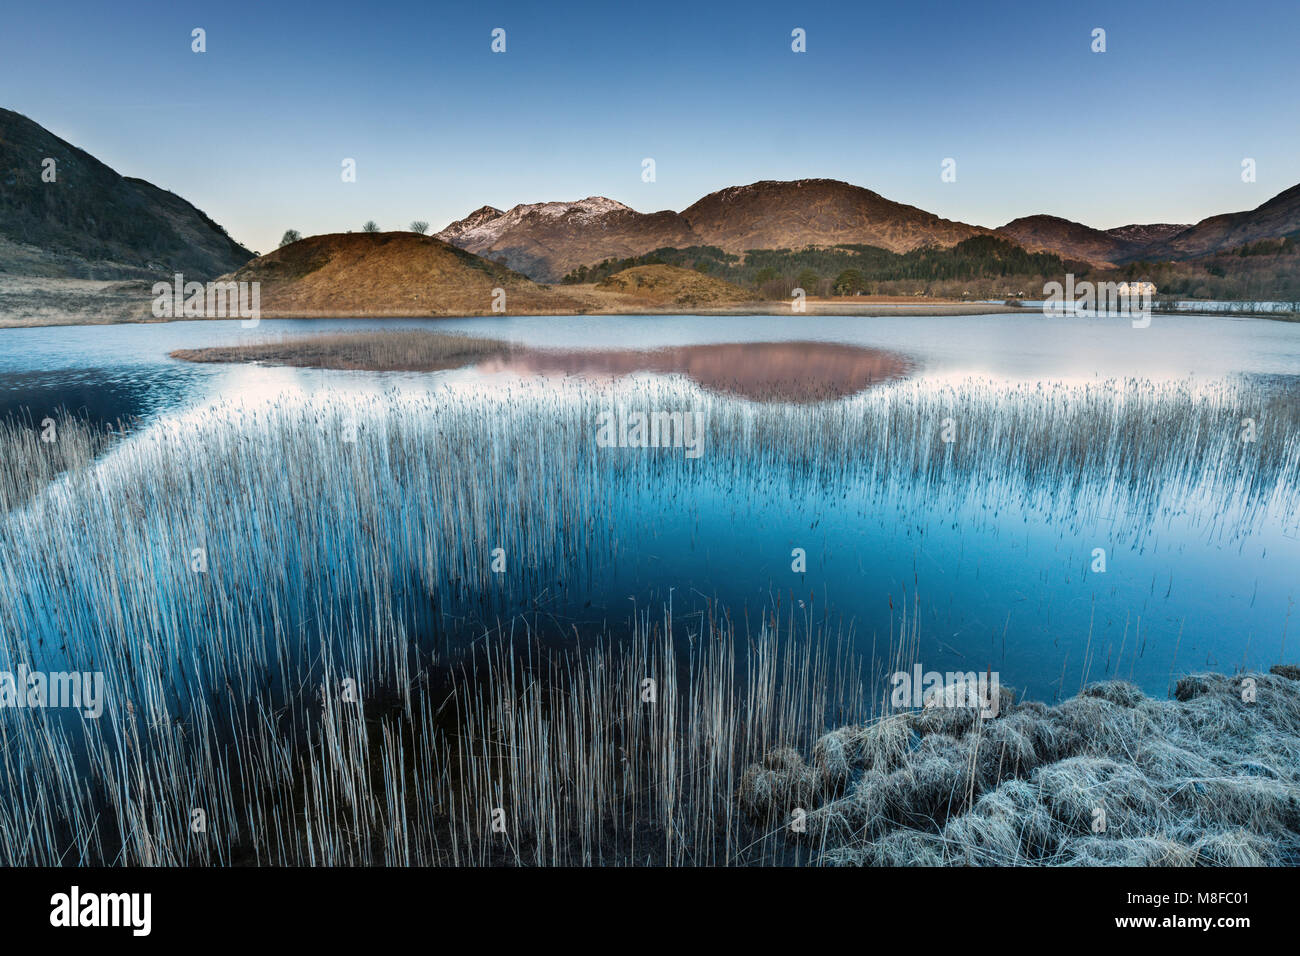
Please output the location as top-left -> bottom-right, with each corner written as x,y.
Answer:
0,366 -> 210,426
1,314 -> 1297,703
490,341 -> 914,402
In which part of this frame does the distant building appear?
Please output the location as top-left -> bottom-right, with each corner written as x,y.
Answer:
1117,281 -> 1157,296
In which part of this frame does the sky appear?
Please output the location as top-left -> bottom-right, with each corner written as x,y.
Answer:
2,0 -> 1297,255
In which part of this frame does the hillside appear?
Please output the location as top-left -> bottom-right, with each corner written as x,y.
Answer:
1142,184 -> 1300,261
996,203 -> 1300,266
440,178 -> 1300,285
562,235 -> 1069,301
996,215 -> 1137,266
222,232 -> 585,317
1104,222 -> 1188,249
996,216 -> 1203,266
438,179 -> 990,282
437,198 -> 698,281
0,108 -> 253,279
680,179 -> 989,255
595,264 -> 758,306
1003,186 -> 1300,268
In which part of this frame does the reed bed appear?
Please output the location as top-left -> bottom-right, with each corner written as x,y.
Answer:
0,374 -> 1295,865
0,411 -> 122,512
170,330 -> 511,372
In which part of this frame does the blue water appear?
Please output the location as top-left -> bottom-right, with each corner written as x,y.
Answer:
3,310 -> 1300,422
2,312 -> 1297,701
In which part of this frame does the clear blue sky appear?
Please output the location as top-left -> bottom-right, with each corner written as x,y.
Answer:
3,0 -> 1297,254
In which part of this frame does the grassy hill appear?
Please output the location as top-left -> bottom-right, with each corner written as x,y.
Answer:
595,264 -> 759,306
225,232 -> 586,317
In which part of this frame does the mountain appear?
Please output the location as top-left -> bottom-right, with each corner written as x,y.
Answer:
995,216 -> 1197,265
995,215 -> 1133,265
680,179 -> 988,255
436,205 -> 504,244
1104,223 -> 1189,247
996,187 -> 1300,266
222,232 -> 584,317
1140,184 -> 1300,260
0,108 -> 253,280
438,179 -> 989,281
437,198 -> 698,281
440,177 -> 1300,282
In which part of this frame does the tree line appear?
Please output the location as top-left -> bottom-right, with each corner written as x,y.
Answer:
562,237 -> 1077,297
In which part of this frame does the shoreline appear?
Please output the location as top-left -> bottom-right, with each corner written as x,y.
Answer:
5,299 -> 1299,330
3,274 -> 1298,329
0,297 -> 1025,329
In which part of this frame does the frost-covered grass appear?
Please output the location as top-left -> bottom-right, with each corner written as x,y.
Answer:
741,669 -> 1300,866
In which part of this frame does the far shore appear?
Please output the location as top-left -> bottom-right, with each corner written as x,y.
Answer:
2,275 -> 1297,328
0,287 -> 1026,329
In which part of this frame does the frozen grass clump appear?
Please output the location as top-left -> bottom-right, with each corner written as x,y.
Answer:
1063,836 -> 1199,867
942,779 -> 1059,864
1189,830 -> 1280,867
741,669 -> 1300,865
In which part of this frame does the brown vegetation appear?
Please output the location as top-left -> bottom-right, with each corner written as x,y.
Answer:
221,231 -> 586,317
171,330 -> 511,371
594,263 -> 758,305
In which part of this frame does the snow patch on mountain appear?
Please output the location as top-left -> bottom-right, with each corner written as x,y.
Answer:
439,197 -> 632,248
1105,223 -> 1191,245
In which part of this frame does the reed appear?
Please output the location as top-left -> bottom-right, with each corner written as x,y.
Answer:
0,374 -> 1294,865
0,410 -> 122,512
170,330 -> 511,372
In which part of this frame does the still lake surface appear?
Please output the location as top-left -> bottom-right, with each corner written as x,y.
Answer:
2,311 -> 1297,702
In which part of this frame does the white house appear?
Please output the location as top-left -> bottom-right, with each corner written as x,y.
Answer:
1117,281 -> 1157,297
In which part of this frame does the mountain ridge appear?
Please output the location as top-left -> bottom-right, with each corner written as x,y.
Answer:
4,108 -> 1297,291
0,108 -> 253,279
1142,183 -> 1300,260
437,197 -> 697,281
681,178 -> 991,255
439,177 -> 1300,281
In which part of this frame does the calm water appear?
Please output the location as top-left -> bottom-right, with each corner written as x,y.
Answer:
3,311 -> 1300,422
2,312 -> 1298,701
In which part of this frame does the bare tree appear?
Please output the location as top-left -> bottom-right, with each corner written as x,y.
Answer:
362,220 -> 380,234
279,229 -> 302,247
409,221 -> 430,235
